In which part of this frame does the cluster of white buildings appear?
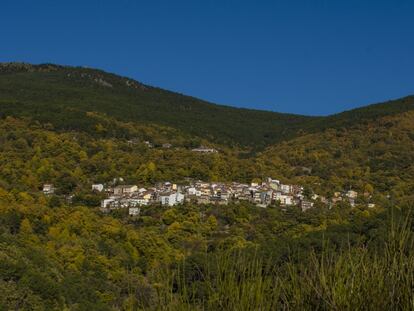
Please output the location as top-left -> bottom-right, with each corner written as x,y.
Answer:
42,178 -> 362,216
95,178 -> 332,215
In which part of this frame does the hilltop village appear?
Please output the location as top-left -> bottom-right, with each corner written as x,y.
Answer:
43,177 -> 362,216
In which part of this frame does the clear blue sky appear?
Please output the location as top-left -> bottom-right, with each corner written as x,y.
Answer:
1,0 -> 413,115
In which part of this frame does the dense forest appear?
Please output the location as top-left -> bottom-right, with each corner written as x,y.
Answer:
1,62 -> 413,148
1,63 -> 414,310
2,191 -> 413,310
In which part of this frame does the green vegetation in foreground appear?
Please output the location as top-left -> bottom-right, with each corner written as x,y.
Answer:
157,216 -> 414,310
1,189 -> 413,310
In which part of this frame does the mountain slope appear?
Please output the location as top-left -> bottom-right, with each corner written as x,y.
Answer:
0,62 -> 315,147
314,95 -> 414,130
2,63 -> 413,149
256,109 -> 414,198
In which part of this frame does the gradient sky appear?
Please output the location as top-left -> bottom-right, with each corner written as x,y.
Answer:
1,0 -> 413,115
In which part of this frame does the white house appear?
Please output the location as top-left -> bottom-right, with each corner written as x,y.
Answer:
159,192 -> 185,206
281,195 -> 294,206
280,184 -> 291,194
101,197 -> 146,209
101,198 -> 116,208
191,147 -> 218,153
346,190 -> 358,199
124,199 -> 144,207
43,184 -> 55,195
187,187 -> 201,196
275,193 -> 294,206
129,207 -> 141,216
123,185 -> 138,194
134,198 -> 150,206
92,184 -> 104,192
272,191 -> 282,201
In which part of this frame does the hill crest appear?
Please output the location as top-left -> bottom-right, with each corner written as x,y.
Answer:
0,62 -> 413,148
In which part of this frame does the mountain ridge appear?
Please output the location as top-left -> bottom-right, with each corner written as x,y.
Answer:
0,62 -> 413,148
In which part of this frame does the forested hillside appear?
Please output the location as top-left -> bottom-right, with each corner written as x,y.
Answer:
1,62 -> 414,310
257,110 -> 414,199
2,62 -> 412,148
2,109 -> 413,201
2,187 -> 413,310
0,116 -> 259,194
0,63 -> 313,147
